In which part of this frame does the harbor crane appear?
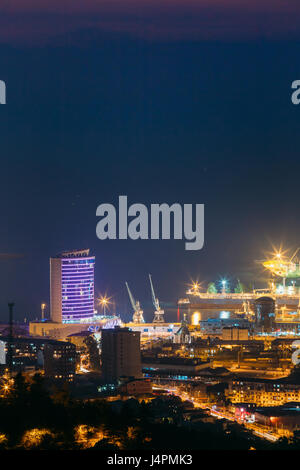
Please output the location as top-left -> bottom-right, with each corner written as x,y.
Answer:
125,282 -> 145,323
149,274 -> 165,323
262,247 -> 300,293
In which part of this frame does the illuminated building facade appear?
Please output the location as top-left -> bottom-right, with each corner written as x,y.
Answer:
222,327 -> 249,341
50,249 -> 95,323
227,378 -> 300,407
0,337 -> 77,374
199,318 -> 250,336
43,341 -> 76,382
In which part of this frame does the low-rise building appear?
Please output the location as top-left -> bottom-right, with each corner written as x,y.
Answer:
29,315 -> 121,340
0,336 -> 53,371
120,378 -> 153,396
227,377 -> 300,407
67,330 -> 92,349
142,357 -> 210,378
199,318 -> 250,337
222,327 -> 248,341
255,402 -> 300,432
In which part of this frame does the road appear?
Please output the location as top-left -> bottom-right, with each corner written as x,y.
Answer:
153,385 -> 283,442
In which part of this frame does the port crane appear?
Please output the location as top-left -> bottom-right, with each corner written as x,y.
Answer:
149,274 -> 165,323
262,247 -> 300,293
125,282 -> 145,323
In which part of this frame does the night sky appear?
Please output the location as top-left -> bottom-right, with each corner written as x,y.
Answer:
1,1 -> 300,322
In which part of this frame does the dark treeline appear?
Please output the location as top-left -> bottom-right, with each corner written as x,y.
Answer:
0,373 -> 298,450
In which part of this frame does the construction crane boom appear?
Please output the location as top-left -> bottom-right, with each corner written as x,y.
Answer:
290,247 -> 300,263
149,274 -> 159,311
125,282 -> 137,311
148,273 -> 165,323
125,281 -> 145,323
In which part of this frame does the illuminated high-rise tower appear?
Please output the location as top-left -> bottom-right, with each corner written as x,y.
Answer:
50,249 -> 95,323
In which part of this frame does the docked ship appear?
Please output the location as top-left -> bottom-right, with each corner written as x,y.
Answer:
178,289 -> 300,324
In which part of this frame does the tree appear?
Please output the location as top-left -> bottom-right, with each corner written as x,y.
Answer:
83,335 -> 101,371
207,282 -> 217,294
11,372 -> 29,404
93,438 -> 119,450
234,279 -> 245,294
51,382 -> 71,406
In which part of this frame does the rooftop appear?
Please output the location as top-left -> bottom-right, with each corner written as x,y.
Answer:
256,402 -> 300,417
67,331 -> 92,338
54,249 -> 91,258
0,335 -> 71,347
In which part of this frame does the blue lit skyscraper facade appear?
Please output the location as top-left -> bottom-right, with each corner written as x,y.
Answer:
50,249 -> 95,323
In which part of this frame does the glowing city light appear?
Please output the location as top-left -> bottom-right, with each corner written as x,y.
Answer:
191,311 -> 201,325
263,247 -> 300,279
41,303 -> 46,320
98,295 -> 112,315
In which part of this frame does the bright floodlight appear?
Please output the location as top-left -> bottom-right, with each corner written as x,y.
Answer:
98,295 -> 112,315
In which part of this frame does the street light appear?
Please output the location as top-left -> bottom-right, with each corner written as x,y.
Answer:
98,295 -> 111,315
189,280 -> 201,295
0,375 -> 13,398
192,282 -> 200,293
41,303 -> 46,320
